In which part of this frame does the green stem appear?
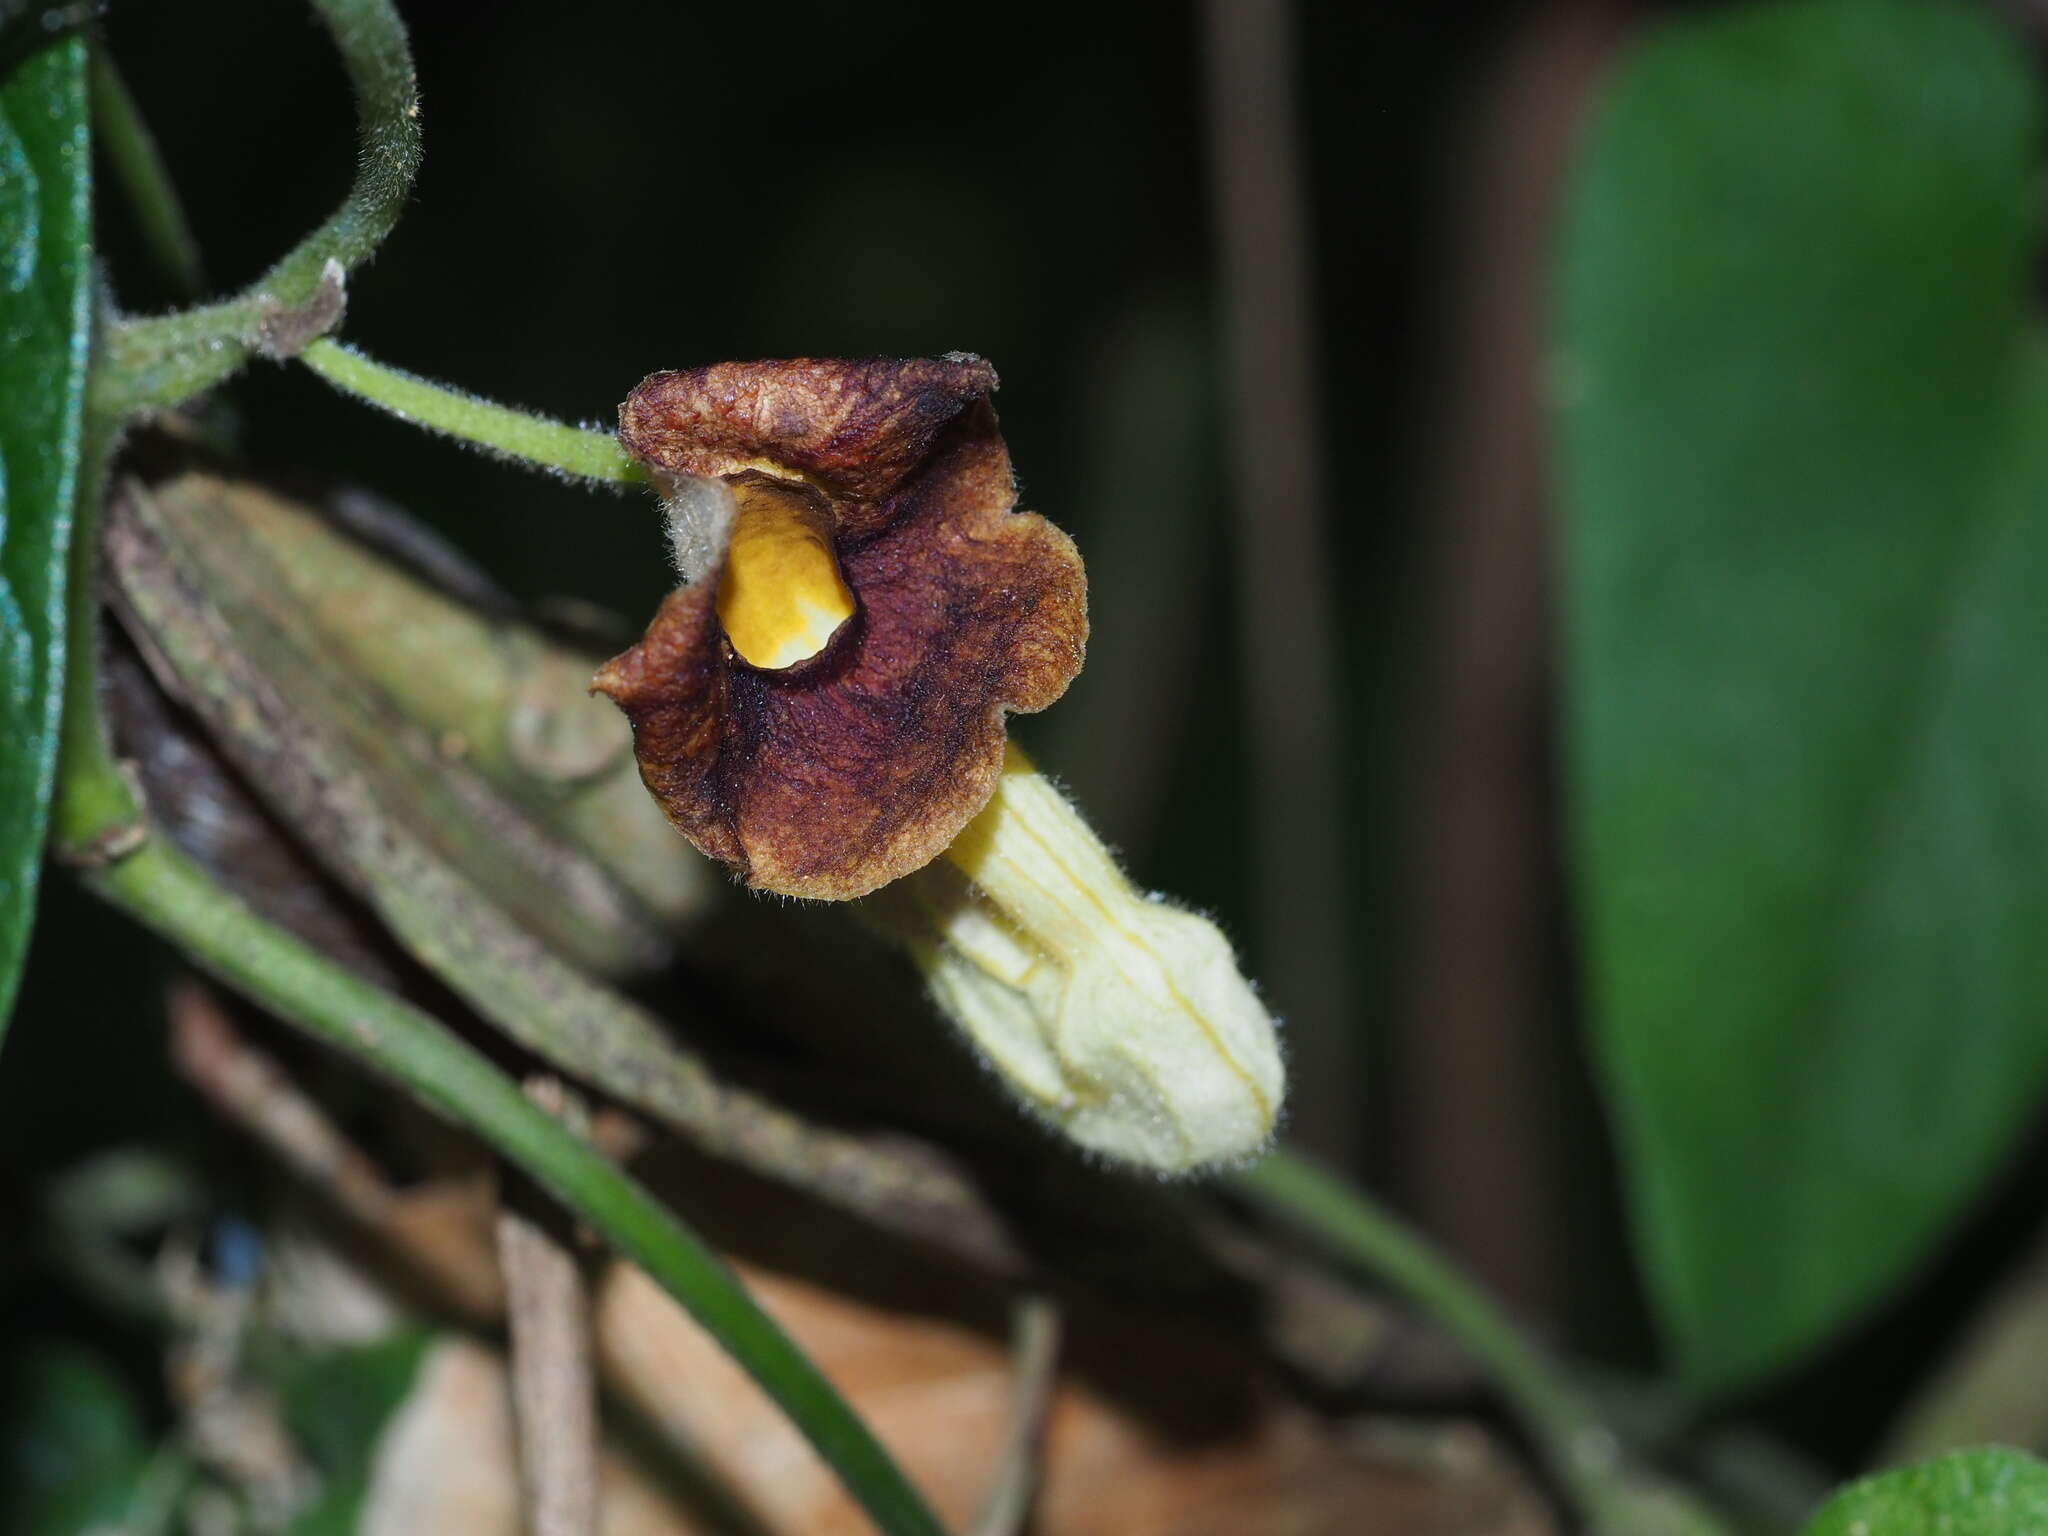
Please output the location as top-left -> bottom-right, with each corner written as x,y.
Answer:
88,42 -> 206,302
48,383 -> 128,856
299,338 -> 647,485
1232,1148 -> 1634,1532
97,0 -> 421,411
77,837 -> 947,1536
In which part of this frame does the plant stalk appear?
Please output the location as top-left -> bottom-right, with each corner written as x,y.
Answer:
299,338 -> 646,485
97,0 -> 421,411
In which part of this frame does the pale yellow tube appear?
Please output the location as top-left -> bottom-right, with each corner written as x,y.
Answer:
906,743 -> 1286,1172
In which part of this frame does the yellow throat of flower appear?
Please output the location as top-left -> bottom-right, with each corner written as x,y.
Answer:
715,476 -> 856,671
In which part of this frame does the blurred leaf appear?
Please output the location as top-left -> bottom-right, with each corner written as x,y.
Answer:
0,37 -> 91,1041
1803,1447 -> 2048,1534
1,1345 -> 152,1534
268,1328 -> 431,1535
46,1145 -> 202,1233
1555,0 -> 2048,1392
273,1328 -> 431,1479
290,1481 -> 375,1536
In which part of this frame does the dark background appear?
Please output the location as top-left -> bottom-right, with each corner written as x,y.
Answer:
10,0 -> 2043,1486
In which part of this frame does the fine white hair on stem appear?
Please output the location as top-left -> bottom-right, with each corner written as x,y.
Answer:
663,475 -> 735,583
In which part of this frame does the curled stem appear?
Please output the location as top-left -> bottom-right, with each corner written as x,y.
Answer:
299,338 -> 647,485
98,0 -> 421,411
89,0 -> 638,496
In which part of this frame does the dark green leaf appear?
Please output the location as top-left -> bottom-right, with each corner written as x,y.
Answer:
1,1345 -> 151,1534
1555,0 -> 2048,1392
265,1328 -> 431,1536
1804,1448 -> 2048,1534
0,36 -> 91,1039
271,1328 -> 431,1480
289,1477 -> 378,1536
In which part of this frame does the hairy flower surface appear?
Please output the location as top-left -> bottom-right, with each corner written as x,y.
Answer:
595,357 -> 1087,900
887,745 -> 1286,1171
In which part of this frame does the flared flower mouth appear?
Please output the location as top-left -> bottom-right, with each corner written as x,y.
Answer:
593,356 -> 1088,900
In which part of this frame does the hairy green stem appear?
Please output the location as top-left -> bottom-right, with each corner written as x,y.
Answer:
299,338 -> 646,484
98,0 -> 421,411
87,43 -> 206,302
1233,1148 -> 1635,1532
49,388 -> 128,857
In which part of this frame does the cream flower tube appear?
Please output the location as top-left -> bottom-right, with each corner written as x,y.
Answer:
889,743 -> 1286,1172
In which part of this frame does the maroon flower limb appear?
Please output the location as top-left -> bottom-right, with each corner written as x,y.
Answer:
595,387 -> 1086,900
618,355 -> 1000,537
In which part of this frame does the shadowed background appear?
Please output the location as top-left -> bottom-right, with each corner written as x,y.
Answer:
11,0 -> 2048,1497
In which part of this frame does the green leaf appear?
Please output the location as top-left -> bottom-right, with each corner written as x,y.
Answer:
271,1328 -> 432,1480
1,1345 -> 151,1535
265,1329 -> 431,1534
1803,1448 -> 2048,1534
0,35 -> 91,1039
1554,0 -> 2048,1393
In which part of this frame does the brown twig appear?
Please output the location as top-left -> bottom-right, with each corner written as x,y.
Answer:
499,1080 -> 599,1536
166,980 -> 503,1318
170,977 -> 396,1225
970,1296 -> 1062,1536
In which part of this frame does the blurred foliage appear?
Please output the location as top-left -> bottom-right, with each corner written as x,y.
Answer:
269,1329 -> 431,1533
1,1345 -> 154,1535
1,1327 -> 430,1533
1802,1446 -> 2048,1533
1556,0 -> 2048,1396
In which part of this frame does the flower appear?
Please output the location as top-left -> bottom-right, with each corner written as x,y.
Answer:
593,356 -> 1087,900
596,355 -> 1285,1169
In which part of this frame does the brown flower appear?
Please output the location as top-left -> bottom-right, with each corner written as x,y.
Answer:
593,356 -> 1087,900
